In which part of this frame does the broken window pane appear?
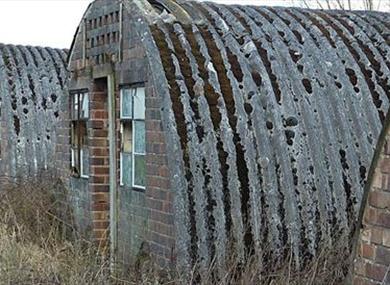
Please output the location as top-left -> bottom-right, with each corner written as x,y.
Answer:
70,90 -> 89,177
80,121 -> 87,145
121,88 -> 133,119
121,152 -> 132,187
71,122 -> 78,147
133,87 -> 145,120
122,122 -> 132,153
134,120 -> 145,154
81,92 -> 89,119
134,154 -> 145,187
120,86 -> 146,190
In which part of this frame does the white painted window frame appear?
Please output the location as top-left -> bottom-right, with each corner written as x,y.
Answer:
71,90 -> 89,178
119,87 -> 146,190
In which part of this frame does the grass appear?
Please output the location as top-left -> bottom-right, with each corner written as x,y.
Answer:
0,176 -> 110,285
0,175 -> 353,284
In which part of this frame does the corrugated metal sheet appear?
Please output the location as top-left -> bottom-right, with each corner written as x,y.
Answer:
145,1 -> 390,271
0,44 -> 68,178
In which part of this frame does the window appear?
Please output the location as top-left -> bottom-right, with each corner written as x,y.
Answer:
120,87 -> 146,189
71,91 -> 89,178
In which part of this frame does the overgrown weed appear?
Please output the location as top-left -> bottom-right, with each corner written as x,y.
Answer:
0,176 -> 352,284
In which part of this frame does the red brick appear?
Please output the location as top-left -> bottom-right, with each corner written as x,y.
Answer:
146,120 -> 162,131
147,198 -> 163,211
90,129 -> 108,137
162,202 -> 173,213
383,230 -> 390,247
361,243 -> 375,260
147,188 -> 168,200
89,175 -> 109,184
381,158 -> 390,174
377,212 -> 390,227
364,207 -> 378,225
150,210 -> 174,225
148,176 -> 169,188
158,166 -> 170,177
92,203 -> 109,211
376,246 -> 390,265
354,259 -> 366,276
90,148 -> 109,156
372,172 -> 383,189
92,211 -> 109,221
89,138 -> 108,147
369,191 -> 390,209
90,184 -> 109,192
91,166 -> 109,175
93,221 -> 109,229
91,110 -> 108,119
90,157 -> 107,165
89,120 -> 105,129
149,221 -> 174,236
90,101 -> 105,109
385,140 -> 390,155
90,92 -> 106,101
372,228 -> 383,245
366,262 -> 387,281
92,193 -> 109,203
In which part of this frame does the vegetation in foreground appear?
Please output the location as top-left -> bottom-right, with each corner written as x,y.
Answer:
0,176 -> 352,284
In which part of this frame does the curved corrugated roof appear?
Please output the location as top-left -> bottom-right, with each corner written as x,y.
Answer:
0,44 -> 68,178
143,1 -> 390,269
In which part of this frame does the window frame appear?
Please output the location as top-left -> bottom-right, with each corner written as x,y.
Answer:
119,86 -> 146,190
70,89 -> 89,179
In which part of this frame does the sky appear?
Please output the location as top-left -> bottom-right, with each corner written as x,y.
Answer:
0,0 -> 388,49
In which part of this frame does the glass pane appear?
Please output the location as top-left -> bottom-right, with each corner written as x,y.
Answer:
134,121 -> 145,154
81,147 -> 89,177
122,122 -> 132,153
72,93 -> 79,120
134,155 -> 145,187
121,152 -> 132,187
133,88 -> 145,119
71,148 -> 75,167
121,89 -> 133,118
71,146 -> 79,173
81,92 -> 89,119
71,122 -> 77,146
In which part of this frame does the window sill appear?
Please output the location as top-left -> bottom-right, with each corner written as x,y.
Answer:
120,185 -> 146,193
71,172 -> 89,180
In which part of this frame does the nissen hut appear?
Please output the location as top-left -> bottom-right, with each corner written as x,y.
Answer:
55,0 -> 390,281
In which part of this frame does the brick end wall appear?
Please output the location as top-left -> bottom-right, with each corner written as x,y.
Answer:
63,0 -> 176,267
144,83 -> 175,266
354,134 -> 390,285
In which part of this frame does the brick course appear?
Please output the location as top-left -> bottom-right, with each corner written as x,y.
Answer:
354,133 -> 390,284
89,89 -> 110,245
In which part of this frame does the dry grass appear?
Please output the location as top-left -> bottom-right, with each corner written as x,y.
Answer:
0,176 -> 352,285
0,176 -> 111,285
